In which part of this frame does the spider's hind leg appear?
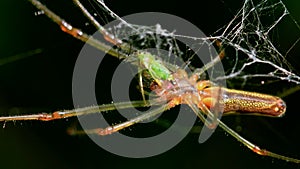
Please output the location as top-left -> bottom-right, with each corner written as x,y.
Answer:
68,104 -> 168,136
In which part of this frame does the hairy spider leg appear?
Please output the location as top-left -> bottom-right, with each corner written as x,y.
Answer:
217,119 -> 300,163
0,101 -> 148,122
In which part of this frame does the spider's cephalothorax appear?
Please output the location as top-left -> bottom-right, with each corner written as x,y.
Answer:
151,69 -> 204,108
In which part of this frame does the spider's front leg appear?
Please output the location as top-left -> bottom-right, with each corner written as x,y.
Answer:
0,110 -> 78,122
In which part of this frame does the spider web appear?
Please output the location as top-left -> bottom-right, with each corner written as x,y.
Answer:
210,0 -> 300,86
89,0 -> 300,93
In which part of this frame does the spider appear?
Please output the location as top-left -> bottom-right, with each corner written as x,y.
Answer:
0,0 -> 299,164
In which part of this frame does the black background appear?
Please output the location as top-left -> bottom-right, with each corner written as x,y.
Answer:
0,0 -> 300,169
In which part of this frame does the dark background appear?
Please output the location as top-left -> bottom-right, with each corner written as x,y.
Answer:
0,0 -> 300,169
